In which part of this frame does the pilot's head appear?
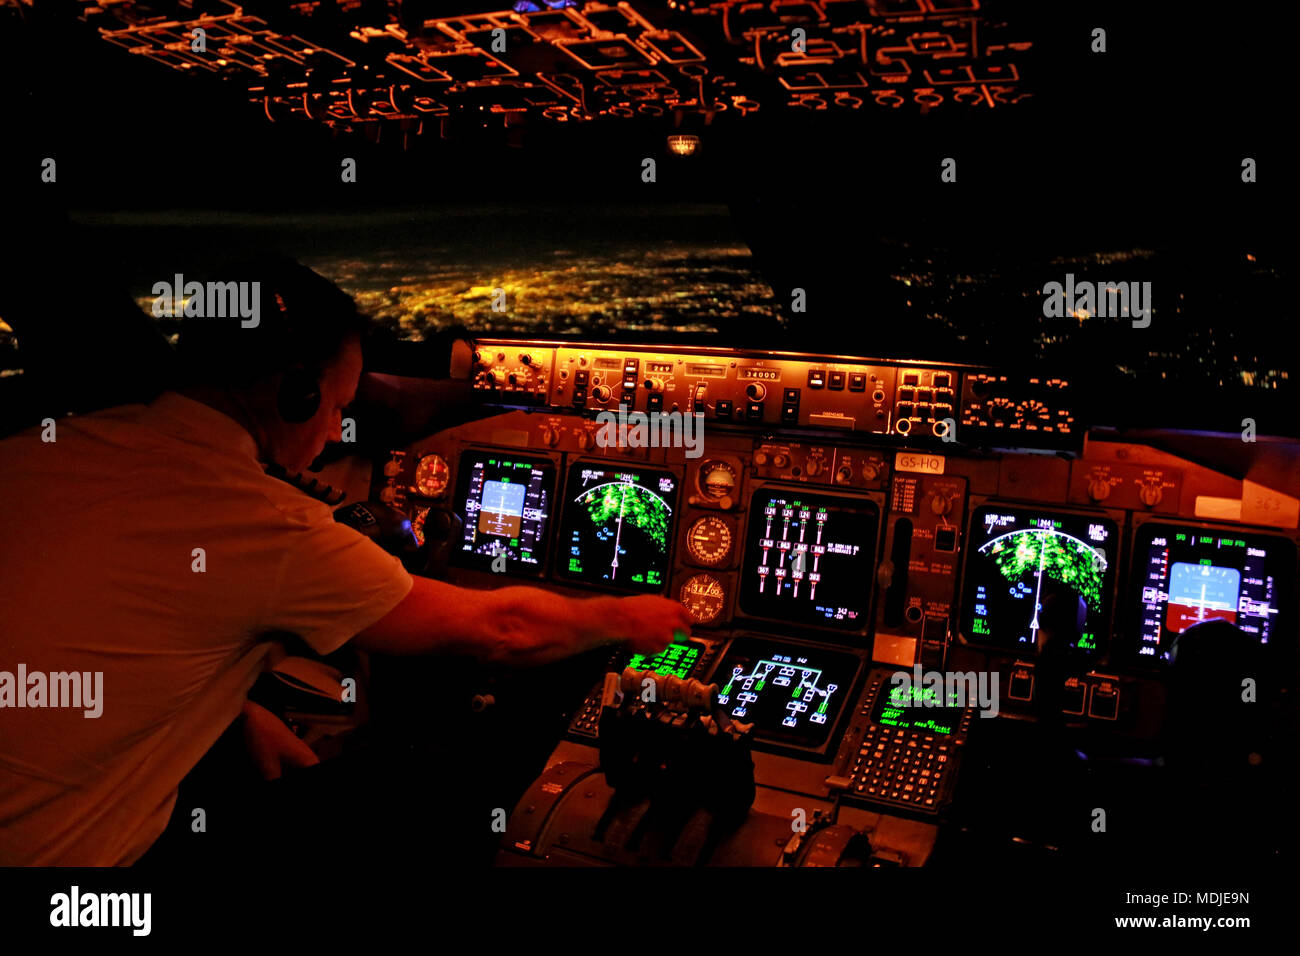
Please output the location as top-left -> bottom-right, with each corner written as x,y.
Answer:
177,253 -> 369,473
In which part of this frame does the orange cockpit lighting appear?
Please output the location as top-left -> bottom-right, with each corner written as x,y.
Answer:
667,134 -> 700,157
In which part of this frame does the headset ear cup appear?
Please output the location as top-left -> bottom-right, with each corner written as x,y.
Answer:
278,369 -> 322,423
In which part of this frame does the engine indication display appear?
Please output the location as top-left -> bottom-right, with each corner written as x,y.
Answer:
558,463 -> 678,592
739,490 -> 878,630
685,515 -> 733,566
453,452 -> 555,576
713,637 -> 860,749
961,506 -> 1118,656
1133,523 -> 1292,662
679,572 -> 727,624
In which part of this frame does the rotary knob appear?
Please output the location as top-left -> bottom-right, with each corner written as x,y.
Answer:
591,385 -> 613,403
836,465 -> 853,485
1087,478 -> 1112,502
382,459 -> 402,478
540,425 -> 561,447
1139,483 -> 1163,508
773,453 -> 790,469
379,486 -> 397,504
930,494 -> 952,516
745,382 -> 767,402
862,462 -> 880,482
644,378 -> 665,392
805,458 -> 823,477
577,431 -> 595,451
490,368 -> 507,387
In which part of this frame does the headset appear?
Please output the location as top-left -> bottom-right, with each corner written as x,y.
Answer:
276,365 -> 322,423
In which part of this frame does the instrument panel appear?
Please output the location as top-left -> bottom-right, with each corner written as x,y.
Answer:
376,337 -> 1299,843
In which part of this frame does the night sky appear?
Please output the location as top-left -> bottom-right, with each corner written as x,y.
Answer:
1,1 -> 1290,433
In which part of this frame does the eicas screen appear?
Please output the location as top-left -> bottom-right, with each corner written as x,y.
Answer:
713,637 -> 860,749
961,506 -> 1118,656
453,452 -> 555,576
558,463 -> 679,592
738,490 -> 878,629
1134,523 -> 1292,662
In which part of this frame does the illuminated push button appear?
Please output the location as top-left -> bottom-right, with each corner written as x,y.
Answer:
753,450 -> 769,466
848,373 -> 867,391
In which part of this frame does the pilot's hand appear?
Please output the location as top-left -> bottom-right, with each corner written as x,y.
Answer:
241,700 -> 320,781
613,595 -> 693,657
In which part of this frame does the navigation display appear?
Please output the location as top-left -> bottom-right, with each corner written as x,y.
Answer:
453,452 -> 555,576
961,506 -> 1118,656
557,463 -> 678,592
1133,523 -> 1292,662
712,638 -> 860,749
738,490 -> 878,630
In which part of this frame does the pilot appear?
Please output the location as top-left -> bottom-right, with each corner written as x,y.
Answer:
0,253 -> 689,866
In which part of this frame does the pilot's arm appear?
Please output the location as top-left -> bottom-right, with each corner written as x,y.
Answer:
353,575 -> 689,666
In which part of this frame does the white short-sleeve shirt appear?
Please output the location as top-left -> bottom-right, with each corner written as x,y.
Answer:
0,392 -> 413,865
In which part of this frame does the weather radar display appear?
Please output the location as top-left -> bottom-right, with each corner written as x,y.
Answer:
558,464 -> 678,592
961,506 -> 1118,656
